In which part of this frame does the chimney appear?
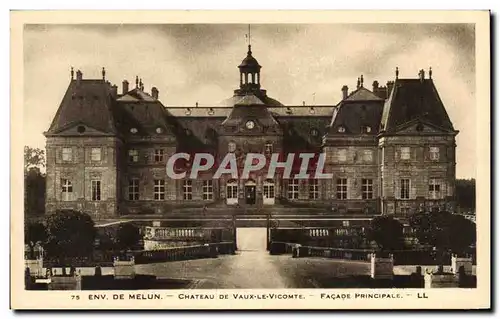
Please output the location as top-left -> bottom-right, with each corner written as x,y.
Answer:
341,85 -> 348,100
76,70 -> 83,81
372,81 -> 379,91
111,85 -> 118,98
122,80 -> 129,94
386,81 -> 394,96
151,87 -> 159,100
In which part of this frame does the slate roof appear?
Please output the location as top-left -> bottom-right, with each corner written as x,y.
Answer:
344,87 -> 383,102
218,94 -> 284,107
221,94 -> 280,127
329,87 -> 385,135
116,100 -> 174,136
238,45 -> 261,69
380,78 -> 455,132
45,79 -> 117,135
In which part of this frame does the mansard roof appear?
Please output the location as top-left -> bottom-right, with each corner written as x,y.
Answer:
45,79 -> 118,135
380,78 -> 455,133
218,94 -> 284,107
344,86 -> 384,102
115,99 -> 175,136
329,86 -> 385,135
221,94 -> 280,127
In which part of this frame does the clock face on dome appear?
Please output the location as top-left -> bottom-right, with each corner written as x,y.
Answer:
246,120 -> 255,129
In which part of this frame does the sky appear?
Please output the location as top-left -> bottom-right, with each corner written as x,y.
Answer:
23,23 -> 476,178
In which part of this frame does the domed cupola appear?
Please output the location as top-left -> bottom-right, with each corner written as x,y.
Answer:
238,44 -> 262,91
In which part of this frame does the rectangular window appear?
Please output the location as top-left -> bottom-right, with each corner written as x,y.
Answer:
128,149 -> 139,162
363,150 -> 373,162
202,180 -> 213,200
338,149 -> 347,162
183,180 -> 193,200
265,143 -> 273,155
428,178 -> 441,199
61,179 -> 73,201
288,179 -> 299,199
400,147 -> 411,160
342,220 -> 350,227
227,184 -> 238,199
400,179 -> 410,199
336,178 -> 347,200
91,148 -> 101,162
91,180 -> 101,201
62,148 -> 72,161
309,179 -> 319,199
154,149 -> 164,162
128,179 -> 139,201
154,179 -> 165,200
429,146 -> 440,161
362,179 -> 373,199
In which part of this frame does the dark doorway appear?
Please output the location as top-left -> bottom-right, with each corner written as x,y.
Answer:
245,186 -> 256,205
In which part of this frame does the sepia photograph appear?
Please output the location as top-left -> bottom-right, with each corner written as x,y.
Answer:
11,10 -> 491,310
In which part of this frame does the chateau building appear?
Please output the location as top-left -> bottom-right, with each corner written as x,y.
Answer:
44,45 -> 458,219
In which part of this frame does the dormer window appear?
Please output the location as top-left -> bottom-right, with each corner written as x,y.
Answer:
309,107 -> 315,114
208,108 -> 214,116
286,107 -> 292,115
245,120 -> 255,130
338,126 -> 346,133
185,108 -> 191,115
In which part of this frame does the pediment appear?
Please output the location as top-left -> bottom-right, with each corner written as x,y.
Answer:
391,119 -> 454,135
48,122 -> 113,136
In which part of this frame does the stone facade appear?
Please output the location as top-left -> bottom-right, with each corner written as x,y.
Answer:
44,49 -> 457,220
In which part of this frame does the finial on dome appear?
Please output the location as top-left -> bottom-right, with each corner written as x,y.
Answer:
429,66 -> 433,79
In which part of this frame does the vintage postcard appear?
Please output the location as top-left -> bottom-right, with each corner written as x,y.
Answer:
10,10 -> 490,310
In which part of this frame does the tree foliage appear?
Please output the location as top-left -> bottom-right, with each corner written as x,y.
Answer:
24,168 -> 45,217
456,179 -> 476,212
366,215 -> 405,251
24,146 -> 45,172
409,210 -> 476,255
114,223 -> 142,251
44,210 -> 96,263
24,222 -> 47,259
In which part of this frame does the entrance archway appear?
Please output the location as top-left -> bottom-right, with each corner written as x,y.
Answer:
244,179 -> 256,205
263,179 -> 275,205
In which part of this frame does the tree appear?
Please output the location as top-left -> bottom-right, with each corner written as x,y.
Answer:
24,146 -> 45,172
409,210 -> 476,269
114,223 -> 142,252
44,210 -> 96,268
456,179 -> 476,213
24,168 -> 46,217
24,222 -> 47,259
366,215 -> 405,252
24,146 -> 46,217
